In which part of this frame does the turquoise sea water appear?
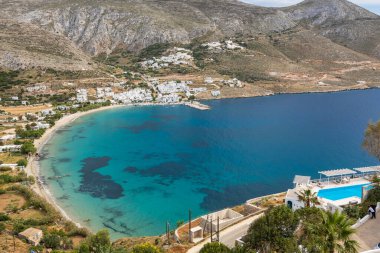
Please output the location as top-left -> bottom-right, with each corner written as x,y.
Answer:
40,89 -> 380,238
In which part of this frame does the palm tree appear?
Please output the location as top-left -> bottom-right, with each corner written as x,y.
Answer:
297,188 -> 320,208
370,175 -> 380,187
319,211 -> 358,253
363,121 -> 380,161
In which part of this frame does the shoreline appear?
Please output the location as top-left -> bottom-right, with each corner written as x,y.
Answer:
25,104 -> 128,226
23,101 -> 200,228
21,87 -> 380,235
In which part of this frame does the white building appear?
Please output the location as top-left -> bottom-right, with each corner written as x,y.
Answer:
140,48 -> 194,69
31,122 -> 50,130
26,85 -> 47,93
76,89 -> 88,103
157,81 -> 189,94
0,145 -> 22,152
19,228 -> 43,246
41,109 -> 55,116
202,41 -> 223,50
156,93 -> 180,103
11,96 -> 19,101
204,77 -> 214,84
222,78 -> 244,88
225,40 -> 244,50
113,88 -> 153,103
211,90 -> 221,97
56,105 -> 69,111
0,134 -> 16,141
96,87 -> 114,98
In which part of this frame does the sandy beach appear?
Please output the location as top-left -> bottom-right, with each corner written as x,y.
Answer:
22,101 -> 202,226
24,104 -> 126,225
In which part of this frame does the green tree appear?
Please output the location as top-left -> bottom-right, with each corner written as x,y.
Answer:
21,142 -> 36,154
296,188 -> 320,208
86,229 -> 112,253
363,121 -> 380,160
305,211 -> 358,253
296,207 -> 325,253
0,213 -> 10,221
370,175 -> 380,186
200,242 -> 230,253
78,243 -> 90,253
131,243 -> 161,253
43,233 -> 61,249
17,159 -> 28,167
0,222 -> 5,233
245,206 -> 299,253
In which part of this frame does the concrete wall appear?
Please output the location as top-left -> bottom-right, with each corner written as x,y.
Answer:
200,209 -> 244,232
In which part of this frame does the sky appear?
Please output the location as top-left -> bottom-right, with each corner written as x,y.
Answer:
240,0 -> 380,15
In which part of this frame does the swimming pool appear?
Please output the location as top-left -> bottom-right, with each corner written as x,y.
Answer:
317,184 -> 370,201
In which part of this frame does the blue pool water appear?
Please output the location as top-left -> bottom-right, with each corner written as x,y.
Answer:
40,89 -> 380,238
317,183 -> 370,201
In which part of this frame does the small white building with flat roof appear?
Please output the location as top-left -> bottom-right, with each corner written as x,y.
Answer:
19,227 -> 43,246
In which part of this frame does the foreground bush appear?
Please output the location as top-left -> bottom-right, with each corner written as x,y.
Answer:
132,243 -> 161,253
200,242 -> 230,253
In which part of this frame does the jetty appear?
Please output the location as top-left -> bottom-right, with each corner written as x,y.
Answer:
185,101 -> 211,110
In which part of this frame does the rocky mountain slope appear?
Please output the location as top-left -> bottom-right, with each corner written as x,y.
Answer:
0,0 -> 379,71
0,19 -> 96,71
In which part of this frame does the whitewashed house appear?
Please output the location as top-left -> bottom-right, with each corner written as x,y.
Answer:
211,90 -> 221,97
0,145 -> 22,152
0,134 -> 16,141
76,89 -> 88,103
31,122 -> 50,130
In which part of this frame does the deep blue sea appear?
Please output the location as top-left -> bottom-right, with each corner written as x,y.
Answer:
40,89 -> 380,238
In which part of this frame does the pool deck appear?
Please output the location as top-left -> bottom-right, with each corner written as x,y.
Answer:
313,178 -> 370,191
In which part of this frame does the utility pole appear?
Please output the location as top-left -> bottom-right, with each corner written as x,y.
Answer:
210,216 -> 213,242
217,216 -> 220,242
166,221 -> 170,245
188,209 -> 192,242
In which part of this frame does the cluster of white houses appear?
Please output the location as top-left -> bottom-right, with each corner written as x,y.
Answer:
75,78 -> 211,104
140,47 -> 193,70
202,40 -> 245,51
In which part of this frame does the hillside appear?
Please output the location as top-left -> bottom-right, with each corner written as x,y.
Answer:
0,19 -> 96,71
0,0 -> 378,56
0,0 -> 379,98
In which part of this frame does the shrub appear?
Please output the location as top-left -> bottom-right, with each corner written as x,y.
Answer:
138,43 -> 171,60
0,166 -> 12,172
17,159 -> 28,167
200,242 -> 230,253
344,205 -> 361,220
132,243 -> 162,253
16,128 -> 45,139
0,213 -> 10,221
0,222 -> 5,233
43,233 -> 61,249
21,142 -> 37,154
82,229 -> 112,253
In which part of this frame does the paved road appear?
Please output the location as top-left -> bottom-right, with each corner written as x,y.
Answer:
187,213 -> 263,253
352,217 -> 380,252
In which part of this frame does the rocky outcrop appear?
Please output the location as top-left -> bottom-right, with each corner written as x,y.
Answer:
0,19 -> 96,70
